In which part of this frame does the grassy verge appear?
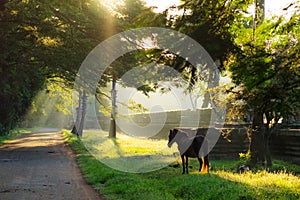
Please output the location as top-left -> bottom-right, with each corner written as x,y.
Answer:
0,128 -> 33,145
63,130 -> 300,200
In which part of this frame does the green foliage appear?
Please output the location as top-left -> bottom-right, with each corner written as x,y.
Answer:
63,130 -> 300,200
127,99 -> 149,113
227,11 -> 300,120
134,0 -> 254,104
0,0 -> 113,134
0,0 -> 256,135
224,5 -> 300,166
239,151 -> 251,164
20,80 -> 73,128
172,0 -> 252,62
46,79 -> 73,115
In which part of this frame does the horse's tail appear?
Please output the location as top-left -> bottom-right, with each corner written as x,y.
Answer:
201,138 -> 209,173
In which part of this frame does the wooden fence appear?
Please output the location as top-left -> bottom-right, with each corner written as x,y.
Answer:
270,129 -> 300,164
96,108 -> 216,138
174,127 -> 300,163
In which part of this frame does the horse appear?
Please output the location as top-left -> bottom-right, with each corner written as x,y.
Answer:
168,128 -> 209,174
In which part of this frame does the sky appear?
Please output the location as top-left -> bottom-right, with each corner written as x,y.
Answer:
144,0 -> 181,13
145,0 -> 298,18
264,0 -> 297,17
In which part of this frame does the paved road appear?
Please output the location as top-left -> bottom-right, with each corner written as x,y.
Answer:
0,131 -> 104,200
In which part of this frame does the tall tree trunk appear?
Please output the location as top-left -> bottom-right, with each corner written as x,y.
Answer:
109,79 -> 117,138
78,90 -> 87,137
249,0 -> 267,167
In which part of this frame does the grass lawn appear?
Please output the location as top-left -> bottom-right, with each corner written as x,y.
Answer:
63,130 -> 300,200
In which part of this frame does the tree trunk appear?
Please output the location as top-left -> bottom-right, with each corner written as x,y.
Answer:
250,0 -> 267,167
249,109 -> 266,166
264,115 -> 273,167
77,90 -> 87,137
71,107 -> 79,135
109,79 -> 117,138
71,91 -> 82,136
201,92 -> 210,108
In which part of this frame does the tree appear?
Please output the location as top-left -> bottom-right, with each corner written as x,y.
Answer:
0,0 -> 163,136
226,4 -> 300,166
171,0 -> 250,61
0,0 -> 47,133
93,0 -> 162,138
21,79 -> 73,128
0,0 -> 114,134
104,0 -> 252,121
141,0 -> 252,118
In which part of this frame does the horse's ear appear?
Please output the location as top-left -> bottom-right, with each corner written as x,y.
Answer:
170,130 -> 172,135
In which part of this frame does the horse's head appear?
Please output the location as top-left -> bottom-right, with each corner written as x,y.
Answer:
168,129 -> 178,147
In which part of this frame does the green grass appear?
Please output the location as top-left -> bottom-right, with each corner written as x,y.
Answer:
0,128 -> 33,144
77,130 -> 178,173
63,130 -> 300,200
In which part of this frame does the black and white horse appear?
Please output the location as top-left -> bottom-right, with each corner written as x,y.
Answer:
168,128 -> 209,174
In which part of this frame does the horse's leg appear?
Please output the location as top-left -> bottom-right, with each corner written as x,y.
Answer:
197,157 -> 203,172
181,155 -> 185,174
203,155 -> 209,173
186,156 -> 189,174
206,155 -> 210,173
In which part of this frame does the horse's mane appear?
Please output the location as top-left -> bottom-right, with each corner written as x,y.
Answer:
172,129 -> 196,155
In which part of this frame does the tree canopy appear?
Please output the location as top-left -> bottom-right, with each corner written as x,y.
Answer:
225,4 -> 300,166
0,0 -> 262,134
0,0 -> 113,133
